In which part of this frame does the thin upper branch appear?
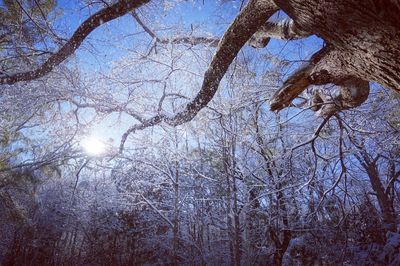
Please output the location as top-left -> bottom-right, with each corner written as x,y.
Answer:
131,10 -> 219,47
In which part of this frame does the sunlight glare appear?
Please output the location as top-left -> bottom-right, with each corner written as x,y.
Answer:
81,136 -> 106,156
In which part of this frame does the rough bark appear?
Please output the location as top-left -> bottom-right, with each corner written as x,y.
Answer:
268,0 -> 400,112
275,0 -> 400,90
313,77 -> 370,117
2,0 -> 399,140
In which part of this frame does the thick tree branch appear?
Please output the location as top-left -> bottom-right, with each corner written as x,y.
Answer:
273,0 -> 400,92
270,44 -> 370,115
0,0 -> 150,85
119,114 -> 163,152
269,45 -> 331,111
164,0 -> 278,126
119,0 -> 279,151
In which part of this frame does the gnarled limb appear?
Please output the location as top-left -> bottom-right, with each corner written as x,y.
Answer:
0,0 -> 150,85
270,45 -> 370,116
263,0 -> 400,115
273,0 -> 400,92
249,18 -> 311,48
313,78 -> 370,117
269,45 -> 331,111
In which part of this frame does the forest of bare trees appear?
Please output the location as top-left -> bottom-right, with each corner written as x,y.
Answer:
0,0 -> 399,265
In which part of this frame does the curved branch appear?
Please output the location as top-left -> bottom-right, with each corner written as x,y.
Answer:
270,43 -> 371,115
118,0 -> 279,151
164,0 -> 278,126
314,78 -> 370,117
270,45 -> 332,111
0,0 -> 150,85
119,115 -> 163,152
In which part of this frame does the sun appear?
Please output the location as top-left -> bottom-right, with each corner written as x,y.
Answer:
81,136 -> 106,156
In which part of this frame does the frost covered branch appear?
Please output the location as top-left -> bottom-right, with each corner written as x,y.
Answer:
131,10 -> 219,47
0,0 -> 150,85
118,0 -> 279,150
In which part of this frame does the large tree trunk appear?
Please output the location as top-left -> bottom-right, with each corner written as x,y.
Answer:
274,0 -> 400,92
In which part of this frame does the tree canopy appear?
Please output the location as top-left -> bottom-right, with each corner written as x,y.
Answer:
0,0 -> 399,265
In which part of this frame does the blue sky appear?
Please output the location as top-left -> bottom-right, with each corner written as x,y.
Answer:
53,0 -> 323,71
47,0 -> 324,151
